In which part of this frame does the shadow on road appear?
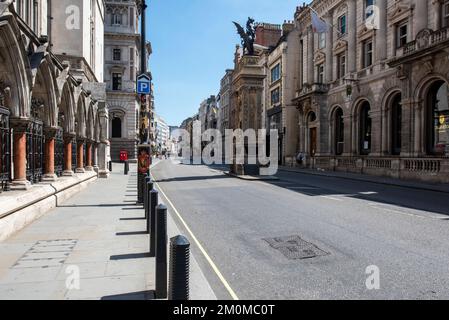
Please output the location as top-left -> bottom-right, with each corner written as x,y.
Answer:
155,174 -> 231,183
265,172 -> 449,217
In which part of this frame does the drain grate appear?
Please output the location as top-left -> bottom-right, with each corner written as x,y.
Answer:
264,235 -> 329,260
13,239 -> 78,269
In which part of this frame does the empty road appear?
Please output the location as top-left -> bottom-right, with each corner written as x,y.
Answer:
151,158 -> 449,300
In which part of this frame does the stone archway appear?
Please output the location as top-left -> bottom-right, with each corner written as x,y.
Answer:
30,58 -> 60,182
352,99 -> 372,156
329,106 -> 345,156
0,12 -> 33,189
73,93 -> 88,173
424,80 -> 449,156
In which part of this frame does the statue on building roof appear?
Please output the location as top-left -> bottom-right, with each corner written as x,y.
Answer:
233,17 -> 256,56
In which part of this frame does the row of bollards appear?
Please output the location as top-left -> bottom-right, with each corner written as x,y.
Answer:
144,178 -> 190,300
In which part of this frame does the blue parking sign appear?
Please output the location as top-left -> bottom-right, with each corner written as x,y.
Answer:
137,74 -> 151,94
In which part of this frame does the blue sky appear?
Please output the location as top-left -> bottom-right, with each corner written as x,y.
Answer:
147,0 -> 301,126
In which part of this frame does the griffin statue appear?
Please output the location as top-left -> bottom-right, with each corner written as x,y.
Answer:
233,17 -> 256,56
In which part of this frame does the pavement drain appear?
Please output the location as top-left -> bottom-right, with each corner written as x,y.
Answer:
263,236 -> 329,260
12,239 -> 78,269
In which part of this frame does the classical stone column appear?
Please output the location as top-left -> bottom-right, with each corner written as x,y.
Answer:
376,0 -> 388,62
307,27 -> 314,84
42,127 -> 58,182
10,119 -> 31,190
98,106 -> 110,178
414,0 -> 428,37
325,12 -> 334,83
399,99 -> 413,157
413,101 -> 424,157
85,141 -> 94,171
76,139 -> 85,173
435,0 -> 442,30
348,0 -> 357,74
343,114 -> 353,156
98,142 -> 110,178
370,109 -> 382,156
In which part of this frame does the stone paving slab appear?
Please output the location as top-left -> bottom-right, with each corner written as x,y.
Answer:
0,162 -> 216,300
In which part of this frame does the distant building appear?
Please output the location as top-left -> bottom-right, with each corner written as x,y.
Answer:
154,114 -> 169,152
104,0 -> 152,162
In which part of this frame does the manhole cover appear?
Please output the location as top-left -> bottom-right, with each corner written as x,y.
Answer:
13,239 -> 78,269
263,236 -> 329,260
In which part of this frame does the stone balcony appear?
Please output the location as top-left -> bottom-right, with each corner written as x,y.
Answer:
300,156 -> 449,184
390,27 -> 449,66
295,83 -> 330,99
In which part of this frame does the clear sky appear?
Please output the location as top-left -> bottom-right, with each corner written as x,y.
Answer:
147,0 -> 302,127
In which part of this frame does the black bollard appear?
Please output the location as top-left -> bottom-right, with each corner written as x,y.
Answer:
145,178 -> 153,228
149,189 -> 158,257
169,235 -> 190,300
124,161 -> 129,175
155,204 -> 168,299
109,161 -> 112,172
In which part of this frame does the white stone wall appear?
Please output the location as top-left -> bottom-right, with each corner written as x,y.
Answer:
51,0 -> 104,82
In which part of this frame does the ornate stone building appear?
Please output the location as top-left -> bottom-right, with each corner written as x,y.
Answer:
104,0 -> 149,162
0,0 -> 108,193
288,0 -> 449,183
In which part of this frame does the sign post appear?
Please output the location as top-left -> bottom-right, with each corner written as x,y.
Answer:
136,73 -> 152,204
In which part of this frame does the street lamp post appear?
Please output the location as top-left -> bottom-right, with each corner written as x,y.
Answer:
137,0 -> 152,204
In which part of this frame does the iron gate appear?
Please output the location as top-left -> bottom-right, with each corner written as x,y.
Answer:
0,107 -> 11,191
72,138 -> 77,171
55,128 -> 64,176
26,119 -> 44,184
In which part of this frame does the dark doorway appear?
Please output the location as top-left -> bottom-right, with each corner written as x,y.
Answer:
112,117 -> 122,138
391,94 -> 402,155
359,102 -> 372,155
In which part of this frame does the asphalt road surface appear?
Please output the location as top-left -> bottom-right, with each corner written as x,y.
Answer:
151,158 -> 449,300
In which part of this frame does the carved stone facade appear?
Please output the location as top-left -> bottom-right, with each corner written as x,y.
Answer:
0,0 -> 108,193
285,0 -> 449,183
104,0 -> 143,162
229,52 -> 266,174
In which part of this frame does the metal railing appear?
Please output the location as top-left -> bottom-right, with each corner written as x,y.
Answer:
26,119 -> 44,184
0,107 -> 11,192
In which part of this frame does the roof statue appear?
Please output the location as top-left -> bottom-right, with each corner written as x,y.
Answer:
233,17 -> 256,56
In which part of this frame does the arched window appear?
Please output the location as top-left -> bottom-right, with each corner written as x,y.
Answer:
334,108 -> 344,155
112,117 -> 122,138
391,94 -> 402,155
426,81 -> 449,156
359,102 -> 372,155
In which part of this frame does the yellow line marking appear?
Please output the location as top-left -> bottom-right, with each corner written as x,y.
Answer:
151,175 -> 240,301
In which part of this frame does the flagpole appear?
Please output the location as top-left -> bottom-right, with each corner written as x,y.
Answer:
309,5 -> 342,37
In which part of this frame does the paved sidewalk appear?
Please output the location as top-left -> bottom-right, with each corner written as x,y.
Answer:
0,162 -> 215,300
279,166 -> 449,194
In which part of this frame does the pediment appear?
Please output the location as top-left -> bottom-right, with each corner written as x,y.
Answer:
388,3 -> 412,25
333,39 -> 348,53
357,25 -> 375,41
314,50 -> 326,64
